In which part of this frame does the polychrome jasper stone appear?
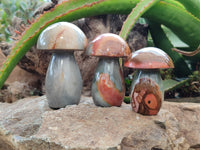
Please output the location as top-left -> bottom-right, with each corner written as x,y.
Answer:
124,47 -> 174,115
85,33 -> 131,57
92,58 -> 125,107
45,52 -> 82,108
130,70 -> 163,115
85,33 -> 131,107
37,22 -> 88,109
37,22 -> 88,50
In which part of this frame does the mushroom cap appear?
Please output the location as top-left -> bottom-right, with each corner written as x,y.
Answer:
85,33 -> 131,57
124,47 -> 174,69
37,22 -> 88,51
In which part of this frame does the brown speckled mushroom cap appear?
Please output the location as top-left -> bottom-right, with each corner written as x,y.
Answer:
37,22 -> 88,51
85,33 -> 131,57
124,47 -> 174,69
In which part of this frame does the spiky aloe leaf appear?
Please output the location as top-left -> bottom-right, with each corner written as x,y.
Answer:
163,78 -> 191,92
175,0 -> 200,19
119,0 -> 160,40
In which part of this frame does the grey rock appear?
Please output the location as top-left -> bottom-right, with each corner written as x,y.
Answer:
0,96 -> 199,150
0,50 -> 42,103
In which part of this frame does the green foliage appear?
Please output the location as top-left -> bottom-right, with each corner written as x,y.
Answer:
163,78 -> 190,92
163,71 -> 200,97
180,71 -> 200,97
124,96 -> 131,104
119,0 -> 160,40
119,0 -> 199,99
0,0 -> 199,92
124,70 -> 200,103
160,69 -> 174,80
124,76 -> 132,96
0,0 -> 44,42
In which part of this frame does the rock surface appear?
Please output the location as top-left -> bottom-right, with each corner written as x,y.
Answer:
0,96 -> 200,150
0,50 -> 42,103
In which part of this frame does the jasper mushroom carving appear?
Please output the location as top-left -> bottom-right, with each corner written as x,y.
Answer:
124,47 -> 174,115
37,22 -> 88,109
86,33 -> 131,107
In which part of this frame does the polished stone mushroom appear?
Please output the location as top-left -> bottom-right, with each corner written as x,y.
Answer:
86,33 -> 131,107
124,47 -> 174,115
37,22 -> 88,109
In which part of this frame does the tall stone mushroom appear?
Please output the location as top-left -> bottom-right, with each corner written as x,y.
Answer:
37,22 -> 88,109
124,47 -> 174,115
86,33 -> 131,107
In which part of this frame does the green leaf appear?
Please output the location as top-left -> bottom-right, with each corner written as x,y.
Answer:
124,96 -> 130,104
163,78 -> 191,92
176,0 -> 200,19
161,25 -> 189,48
163,79 -> 178,92
120,0 -> 160,40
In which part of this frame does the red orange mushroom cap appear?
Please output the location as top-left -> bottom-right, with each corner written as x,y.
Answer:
124,47 -> 174,69
85,33 -> 131,57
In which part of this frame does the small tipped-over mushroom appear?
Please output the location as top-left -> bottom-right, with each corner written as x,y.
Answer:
86,33 -> 131,107
124,47 -> 174,115
37,22 -> 88,109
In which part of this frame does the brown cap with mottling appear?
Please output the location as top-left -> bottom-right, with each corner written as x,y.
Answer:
85,33 -> 131,57
37,22 -> 88,51
124,47 -> 174,69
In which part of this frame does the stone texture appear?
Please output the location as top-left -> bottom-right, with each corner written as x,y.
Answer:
0,96 -> 200,150
0,50 -> 42,103
0,50 -> 40,86
0,96 -> 50,150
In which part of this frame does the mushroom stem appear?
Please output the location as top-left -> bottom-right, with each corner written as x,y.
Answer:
92,58 -> 125,107
45,52 -> 82,109
130,69 -> 163,115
